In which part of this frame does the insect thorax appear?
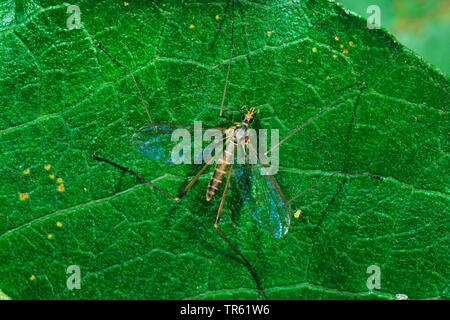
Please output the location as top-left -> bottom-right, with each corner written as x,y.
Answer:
227,125 -> 248,145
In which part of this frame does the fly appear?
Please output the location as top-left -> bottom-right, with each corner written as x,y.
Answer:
206,108 -> 254,202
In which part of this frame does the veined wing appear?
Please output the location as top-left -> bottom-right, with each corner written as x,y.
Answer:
131,123 -> 225,164
234,145 -> 291,238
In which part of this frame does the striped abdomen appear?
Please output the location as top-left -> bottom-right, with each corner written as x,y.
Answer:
206,141 -> 234,201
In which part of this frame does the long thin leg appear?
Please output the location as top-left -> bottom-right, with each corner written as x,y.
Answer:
97,43 -> 153,125
287,171 -> 383,204
134,122 -> 228,135
94,131 -> 227,199
219,0 -> 237,125
259,81 -> 378,205
92,155 -> 213,201
214,164 -> 266,299
266,81 -> 366,155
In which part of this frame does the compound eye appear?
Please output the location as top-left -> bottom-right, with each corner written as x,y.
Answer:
249,118 -> 254,123
241,114 -> 246,121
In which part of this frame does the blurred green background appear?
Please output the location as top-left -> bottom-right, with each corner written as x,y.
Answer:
339,0 -> 450,75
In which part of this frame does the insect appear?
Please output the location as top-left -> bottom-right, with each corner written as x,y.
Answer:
92,0 -> 382,299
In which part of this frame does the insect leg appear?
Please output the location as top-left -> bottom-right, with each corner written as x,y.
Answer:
286,171 -> 383,205
96,43 -> 153,125
265,82 -> 366,155
92,155 -> 213,201
174,139 -> 228,200
92,155 -> 177,199
214,163 -> 266,299
219,0 -> 237,125
174,157 -> 215,201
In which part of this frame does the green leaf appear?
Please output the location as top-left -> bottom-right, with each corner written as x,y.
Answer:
0,0 -> 448,300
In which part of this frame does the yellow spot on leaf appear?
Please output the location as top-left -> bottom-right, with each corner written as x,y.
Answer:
334,35 -> 339,41
58,184 -> 65,192
343,48 -> 349,54
215,15 -> 220,20
294,209 -> 302,219
124,1 -> 129,6
48,234 -> 53,240
49,174 -> 55,179
189,24 -> 195,29
56,221 -> 63,228
312,47 -> 317,53
333,54 -> 338,59
340,44 -> 344,48
349,41 -> 353,46
267,31 -> 272,37
83,187 -> 87,192
23,169 -> 30,174
19,193 -> 29,201
30,275 -> 36,281
44,164 -> 51,170
57,178 -> 63,184
297,59 -> 302,63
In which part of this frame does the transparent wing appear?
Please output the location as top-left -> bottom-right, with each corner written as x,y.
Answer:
131,123 -> 225,164
233,145 -> 291,238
